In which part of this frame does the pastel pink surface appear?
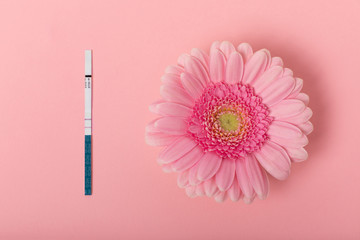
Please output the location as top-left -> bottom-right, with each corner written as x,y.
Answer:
0,0 -> 359,239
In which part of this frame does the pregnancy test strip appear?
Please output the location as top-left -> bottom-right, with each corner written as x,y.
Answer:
85,50 -> 92,195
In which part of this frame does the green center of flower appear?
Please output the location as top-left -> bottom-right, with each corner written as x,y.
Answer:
218,113 -> 240,131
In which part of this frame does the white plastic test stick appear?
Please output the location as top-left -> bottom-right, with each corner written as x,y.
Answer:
84,50 -> 92,195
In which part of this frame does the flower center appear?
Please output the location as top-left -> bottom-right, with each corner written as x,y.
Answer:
217,112 -> 240,132
188,82 -> 273,159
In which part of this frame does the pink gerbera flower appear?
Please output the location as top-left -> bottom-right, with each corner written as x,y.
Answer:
146,41 -> 313,203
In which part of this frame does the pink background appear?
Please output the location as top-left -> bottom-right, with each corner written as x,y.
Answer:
0,0 -> 359,239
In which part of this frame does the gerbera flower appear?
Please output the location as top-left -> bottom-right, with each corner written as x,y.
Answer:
146,41 -> 313,203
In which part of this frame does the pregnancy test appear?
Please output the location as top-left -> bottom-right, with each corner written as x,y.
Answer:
85,50 -> 92,195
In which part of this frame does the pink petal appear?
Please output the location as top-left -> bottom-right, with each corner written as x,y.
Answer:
210,41 -> 221,56
160,84 -> 194,107
284,107 -> 313,125
268,120 -> 308,148
154,117 -> 188,135
283,68 -> 293,77
270,57 -> 284,68
253,141 -> 291,180
165,65 -> 183,75
161,73 -> 182,88
188,124 -> 202,134
298,121 -> 314,135
195,183 -> 205,196
204,178 -> 218,197
235,158 -> 255,198
210,49 -> 226,83
260,75 -> 295,106
191,48 -> 209,71
197,151 -> 222,181
145,118 -> 160,133
295,93 -> 310,106
214,191 -> 227,202
188,161 -> 201,186
253,66 -> 283,93
172,145 -> 204,172
177,53 -> 189,67
225,52 -> 244,84
242,49 -> 271,85
180,72 -> 205,99
287,78 -> 303,98
158,136 -> 197,164
145,132 -> 179,147
177,170 -> 190,188
243,195 -> 255,204
245,154 -> 269,200
237,43 -> 253,62
219,41 -> 236,59
184,55 -> 210,86
285,147 -> 308,162
149,101 -> 192,117
161,163 -> 173,173
270,99 -> 306,119
215,158 -> 236,191
185,186 -> 197,198
227,178 -> 243,202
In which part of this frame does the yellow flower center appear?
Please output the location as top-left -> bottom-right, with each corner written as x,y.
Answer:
218,113 -> 240,131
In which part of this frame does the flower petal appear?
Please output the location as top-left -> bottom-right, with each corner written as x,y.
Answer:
184,55 -> 210,86
210,49 -> 226,83
245,154 -> 269,200
204,178 -> 218,197
227,178 -> 243,202
161,73 -> 182,88
197,151 -> 222,181
270,99 -> 306,119
177,170 -> 190,188
253,141 -> 291,180
161,163 -> 173,173
298,121 -> 314,135
253,66 -> 283,93
287,78 -> 303,98
270,57 -> 283,68
268,120 -> 308,148
215,158 -> 236,191
214,191 -> 227,202
165,65 -> 183,75
235,158 -> 255,198
145,118 -> 160,133
185,185 -> 197,198
177,53 -> 189,67
160,84 -> 194,107
219,41 -> 236,59
210,41 -> 221,56
237,43 -> 253,62
225,52 -> 244,84
154,117 -> 188,135
260,75 -> 295,106
283,68 -> 293,77
195,183 -> 205,196
188,161 -> 201,186
285,147 -> 308,162
145,132 -> 179,147
180,72 -> 205,99
158,136 -> 197,164
243,195 -> 255,204
295,93 -> 310,106
149,101 -> 192,117
191,48 -> 209,71
284,107 -> 313,125
172,145 -> 204,172
242,49 -> 271,85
